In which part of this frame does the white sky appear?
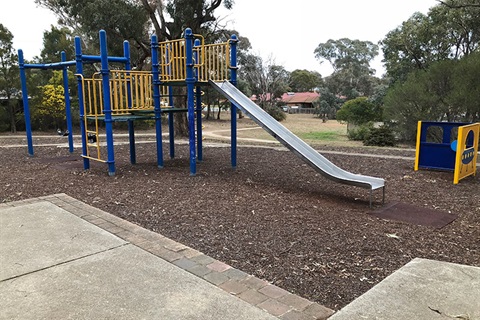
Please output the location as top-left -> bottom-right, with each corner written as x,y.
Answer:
1,0 -> 439,77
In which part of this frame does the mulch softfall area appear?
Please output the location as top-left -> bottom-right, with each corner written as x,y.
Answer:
1,140 -> 479,310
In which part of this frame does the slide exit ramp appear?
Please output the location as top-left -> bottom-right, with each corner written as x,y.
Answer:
210,80 -> 385,206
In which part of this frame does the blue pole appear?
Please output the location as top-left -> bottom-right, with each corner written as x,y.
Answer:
99,30 -> 116,176
166,45 -> 175,159
75,36 -> 90,170
168,85 -> 175,158
196,86 -> 203,161
185,28 -> 196,176
230,34 -> 239,169
194,39 -> 203,162
124,40 -> 136,165
61,51 -> 74,153
18,50 -> 34,156
151,34 -> 164,168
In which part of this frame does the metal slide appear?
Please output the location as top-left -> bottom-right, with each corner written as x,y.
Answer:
210,80 -> 385,205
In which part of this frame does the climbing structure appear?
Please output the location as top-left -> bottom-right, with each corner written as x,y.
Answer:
19,29 -> 238,176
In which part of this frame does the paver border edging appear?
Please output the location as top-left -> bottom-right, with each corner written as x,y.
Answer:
1,193 -> 335,320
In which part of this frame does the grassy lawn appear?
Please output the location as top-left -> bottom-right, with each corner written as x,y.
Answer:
206,113 -> 361,147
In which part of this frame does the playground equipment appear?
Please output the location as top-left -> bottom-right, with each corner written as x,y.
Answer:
19,29 -> 238,176
211,81 -> 385,206
19,28 -> 384,205
414,121 -> 479,184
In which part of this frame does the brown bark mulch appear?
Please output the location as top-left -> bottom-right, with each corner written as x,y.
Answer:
1,141 -> 478,310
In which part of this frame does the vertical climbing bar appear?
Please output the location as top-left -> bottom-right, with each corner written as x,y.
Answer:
196,86 -> 203,161
61,51 -> 74,153
194,39 -> 203,162
123,40 -> 136,165
168,85 -> 175,159
151,34 -> 164,168
75,37 -> 90,170
18,50 -> 34,156
185,28 -> 196,176
229,34 -> 239,169
99,30 -> 116,176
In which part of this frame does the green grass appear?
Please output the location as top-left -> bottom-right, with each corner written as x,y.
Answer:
299,131 -> 340,141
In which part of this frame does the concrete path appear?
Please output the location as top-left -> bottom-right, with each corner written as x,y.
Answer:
0,194 -> 333,320
330,258 -> 480,320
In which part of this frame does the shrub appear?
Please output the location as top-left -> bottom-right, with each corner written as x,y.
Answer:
363,126 -> 396,147
347,124 -> 372,141
266,106 -> 287,122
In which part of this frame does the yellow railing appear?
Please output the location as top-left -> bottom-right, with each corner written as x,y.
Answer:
77,74 -> 104,162
157,36 -> 230,83
158,39 -> 187,82
195,42 -> 230,82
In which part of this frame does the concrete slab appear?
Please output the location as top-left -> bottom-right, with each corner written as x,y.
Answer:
0,199 -> 279,320
0,242 -> 277,320
0,201 -> 126,280
330,258 -> 480,320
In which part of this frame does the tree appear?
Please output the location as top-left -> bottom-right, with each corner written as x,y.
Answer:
40,26 -> 75,62
36,0 -> 150,67
36,0 -> 235,135
336,97 -> 381,125
0,24 -> 20,133
449,52 -> 480,122
383,62 -> 456,141
314,38 -> 378,98
313,87 -> 344,121
289,69 -> 323,92
241,54 -> 290,112
381,1 -> 480,82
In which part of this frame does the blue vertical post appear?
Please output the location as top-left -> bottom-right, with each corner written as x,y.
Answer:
168,85 -> 175,158
195,86 -> 203,161
75,36 -> 90,170
185,28 -> 196,175
18,50 -> 34,156
99,30 -> 116,176
166,45 -> 175,159
193,39 -> 203,162
230,34 -> 238,168
151,34 -> 164,168
61,51 -> 74,153
124,40 -> 136,165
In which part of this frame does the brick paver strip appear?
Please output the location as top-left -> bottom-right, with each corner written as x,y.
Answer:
191,254 -> 216,266
203,271 -> 229,286
186,264 -> 212,277
302,303 -> 335,319
179,248 -> 202,259
278,293 -> 313,311
259,284 -> 290,299
241,275 -> 269,290
218,279 -> 249,295
172,258 -> 198,270
206,260 -> 231,272
156,249 -> 183,262
2,196 -> 336,320
163,241 -> 188,252
237,289 -> 269,305
279,310 -> 316,320
222,268 -> 249,281
257,298 -> 292,317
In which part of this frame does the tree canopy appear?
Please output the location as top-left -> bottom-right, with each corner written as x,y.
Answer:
288,69 -> 322,92
314,38 -> 379,99
381,0 -> 480,82
0,24 -> 20,132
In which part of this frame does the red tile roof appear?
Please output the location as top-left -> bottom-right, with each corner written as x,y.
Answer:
281,92 -> 320,104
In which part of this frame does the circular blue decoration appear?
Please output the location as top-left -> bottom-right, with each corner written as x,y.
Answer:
450,140 -> 457,152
